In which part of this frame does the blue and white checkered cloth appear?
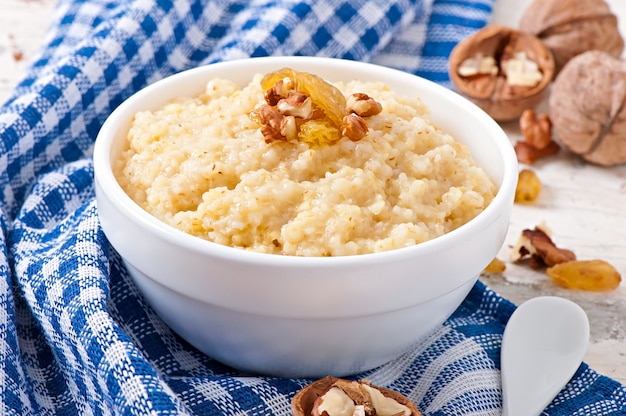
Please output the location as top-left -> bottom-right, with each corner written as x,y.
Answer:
1,0 -> 625,414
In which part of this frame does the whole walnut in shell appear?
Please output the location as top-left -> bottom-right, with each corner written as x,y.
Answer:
449,24 -> 554,121
549,50 -> 626,166
519,0 -> 624,75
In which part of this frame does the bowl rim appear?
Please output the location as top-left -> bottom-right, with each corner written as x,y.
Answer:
94,56 -> 518,268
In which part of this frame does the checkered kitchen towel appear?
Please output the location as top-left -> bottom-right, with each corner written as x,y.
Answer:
1,0 -> 625,415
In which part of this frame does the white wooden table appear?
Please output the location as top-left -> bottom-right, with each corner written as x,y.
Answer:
490,0 -> 626,386
2,0 -> 625,386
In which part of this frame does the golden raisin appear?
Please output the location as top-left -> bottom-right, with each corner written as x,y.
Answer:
298,119 -> 341,145
484,257 -> 506,273
515,169 -> 541,203
546,259 -> 622,291
260,67 -> 347,128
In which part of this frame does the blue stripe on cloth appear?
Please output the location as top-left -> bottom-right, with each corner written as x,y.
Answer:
1,0 -> 625,415
373,0 -> 495,88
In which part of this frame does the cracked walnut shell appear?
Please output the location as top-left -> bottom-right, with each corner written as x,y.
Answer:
549,50 -> 626,166
292,376 -> 422,416
519,0 -> 624,75
449,25 -> 554,121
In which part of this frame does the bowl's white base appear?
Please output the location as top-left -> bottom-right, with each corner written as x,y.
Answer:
127,261 -> 477,378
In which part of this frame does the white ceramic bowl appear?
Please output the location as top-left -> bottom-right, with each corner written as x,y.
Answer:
94,56 -> 517,378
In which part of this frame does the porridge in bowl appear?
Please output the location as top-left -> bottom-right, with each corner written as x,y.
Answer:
115,68 -> 496,256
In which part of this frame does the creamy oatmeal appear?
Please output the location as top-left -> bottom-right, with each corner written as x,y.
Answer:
115,71 -> 496,256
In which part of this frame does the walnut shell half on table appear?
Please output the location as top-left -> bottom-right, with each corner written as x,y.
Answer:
519,0 -> 624,76
449,24 -> 555,122
550,50 -> 626,167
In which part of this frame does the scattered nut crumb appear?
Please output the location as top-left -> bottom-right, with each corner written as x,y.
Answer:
8,34 -> 24,62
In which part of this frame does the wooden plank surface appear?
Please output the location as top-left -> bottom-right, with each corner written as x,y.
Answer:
1,0 -> 625,385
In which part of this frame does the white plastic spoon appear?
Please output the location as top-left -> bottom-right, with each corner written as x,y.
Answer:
501,296 -> 590,416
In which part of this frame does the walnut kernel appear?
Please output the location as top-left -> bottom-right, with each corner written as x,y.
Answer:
519,109 -> 552,150
347,93 -> 383,117
458,53 -> 498,77
341,113 -> 369,141
514,109 -> 560,164
514,140 -> 560,164
501,52 -> 543,87
277,92 -> 314,118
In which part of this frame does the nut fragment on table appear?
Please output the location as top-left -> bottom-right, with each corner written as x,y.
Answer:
519,0 -> 624,75
514,141 -> 560,165
511,225 -> 576,268
292,376 -> 422,416
550,50 -> 626,166
449,25 -> 554,121
514,109 -> 560,164
519,109 -> 552,150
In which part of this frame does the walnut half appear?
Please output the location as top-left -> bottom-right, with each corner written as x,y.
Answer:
292,376 -> 422,416
449,24 -> 554,121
